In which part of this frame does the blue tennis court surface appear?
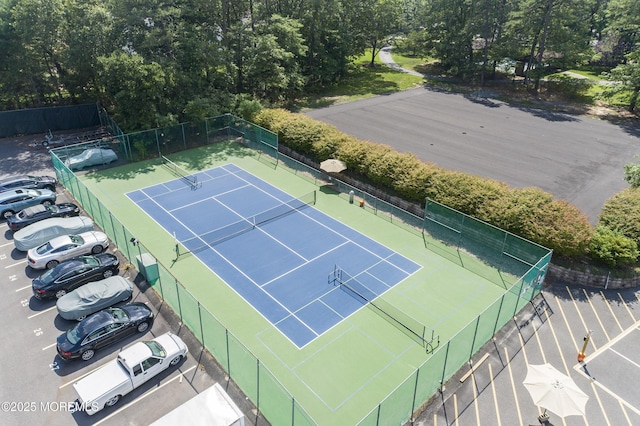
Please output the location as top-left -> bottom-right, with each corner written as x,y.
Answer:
127,164 -> 421,347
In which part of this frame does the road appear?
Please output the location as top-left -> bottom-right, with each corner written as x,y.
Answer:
306,87 -> 640,223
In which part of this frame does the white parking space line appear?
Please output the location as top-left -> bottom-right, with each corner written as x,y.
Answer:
1,241 -> 14,248
5,260 -> 27,268
27,306 -> 57,319
92,365 -> 197,425
42,342 -> 56,351
16,284 -> 31,292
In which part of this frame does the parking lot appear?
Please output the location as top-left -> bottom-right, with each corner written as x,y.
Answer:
0,136 -> 262,426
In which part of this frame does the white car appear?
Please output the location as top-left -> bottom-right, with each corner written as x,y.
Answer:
27,231 -> 110,269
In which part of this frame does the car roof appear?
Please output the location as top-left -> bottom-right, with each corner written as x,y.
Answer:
0,175 -> 35,184
49,256 -> 93,276
119,341 -> 155,366
21,205 -> 48,216
75,309 -> 116,336
0,188 -> 41,200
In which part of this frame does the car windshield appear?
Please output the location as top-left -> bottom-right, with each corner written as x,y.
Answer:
38,268 -> 57,285
107,307 -> 129,322
79,256 -> 98,267
144,341 -> 166,358
65,324 -> 83,345
69,235 -> 84,244
36,242 -> 53,254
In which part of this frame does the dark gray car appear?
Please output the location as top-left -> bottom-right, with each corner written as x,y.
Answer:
0,175 -> 56,192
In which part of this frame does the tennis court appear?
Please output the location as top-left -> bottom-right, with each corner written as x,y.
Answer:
61,139 -> 548,425
126,163 -> 421,348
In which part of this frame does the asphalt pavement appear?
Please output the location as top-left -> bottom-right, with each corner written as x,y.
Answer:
416,284 -> 640,426
306,83 -> 640,223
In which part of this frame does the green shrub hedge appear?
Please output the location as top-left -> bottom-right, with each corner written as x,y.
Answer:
599,188 -> 640,246
253,108 -> 611,259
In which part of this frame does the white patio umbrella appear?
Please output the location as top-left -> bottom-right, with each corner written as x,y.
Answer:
523,363 -> 589,419
320,159 -> 347,173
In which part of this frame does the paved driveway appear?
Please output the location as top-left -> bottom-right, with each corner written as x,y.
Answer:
306,88 -> 640,223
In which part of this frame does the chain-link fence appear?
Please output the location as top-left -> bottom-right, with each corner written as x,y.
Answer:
50,152 -> 316,426
50,113 -> 552,426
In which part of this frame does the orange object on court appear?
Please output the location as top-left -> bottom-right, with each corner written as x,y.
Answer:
359,199 -> 364,207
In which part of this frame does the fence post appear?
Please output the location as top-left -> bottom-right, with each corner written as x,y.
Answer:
440,341 -> 451,393
256,359 -> 260,412
410,368 -> 420,424
512,278 -> 527,317
225,329 -> 231,376
175,280 -> 183,320
155,129 -> 161,157
469,316 -> 481,359
492,294 -> 506,335
197,301 -> 204,343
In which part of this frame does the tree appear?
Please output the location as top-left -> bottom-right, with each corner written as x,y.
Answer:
504,0 -> 592,90
61,0 -> 116,102
420,0 -> 478,77
9,0 -> 67,103
357,0 -> 402,66
97,52 -> 172,130
608,49 -> 640,112
301,0 -> 360,85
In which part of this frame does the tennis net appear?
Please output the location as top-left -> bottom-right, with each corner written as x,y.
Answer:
161,155 -> 199,189
177,190 -> 316,257
329,266 -> 438,351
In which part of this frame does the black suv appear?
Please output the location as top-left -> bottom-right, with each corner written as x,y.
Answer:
0,175 -> 57,193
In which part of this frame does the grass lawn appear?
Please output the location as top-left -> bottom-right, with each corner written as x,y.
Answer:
390,53 -> 427,71
294,54 -> 423,110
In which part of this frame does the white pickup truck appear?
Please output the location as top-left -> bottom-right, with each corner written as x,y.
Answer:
73,332 -> 188,415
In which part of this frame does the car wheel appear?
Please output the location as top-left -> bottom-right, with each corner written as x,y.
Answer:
105,395 -> 120,407
81,349 -> 95,361
2,210 -> 14,219
103,269 -> 114,278
55,289 -> 67,299
44,185 -> 55,191
169,355 -> 182,366
91,245 -> 104,254
46,260 -> 59,269
42,200 -> 53,206
137,321 -> 150,333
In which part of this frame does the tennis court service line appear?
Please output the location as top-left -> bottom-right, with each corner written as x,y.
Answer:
214,196 -> 311,262
218,167 -> 423,277
162,184 -> 252,212
260,241 -> 351,289
212,245 -> 325,343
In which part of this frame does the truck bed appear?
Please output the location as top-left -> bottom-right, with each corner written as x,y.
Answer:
73,359 -> 131,404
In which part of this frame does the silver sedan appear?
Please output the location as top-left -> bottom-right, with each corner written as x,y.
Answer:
27,231 -> 110,269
